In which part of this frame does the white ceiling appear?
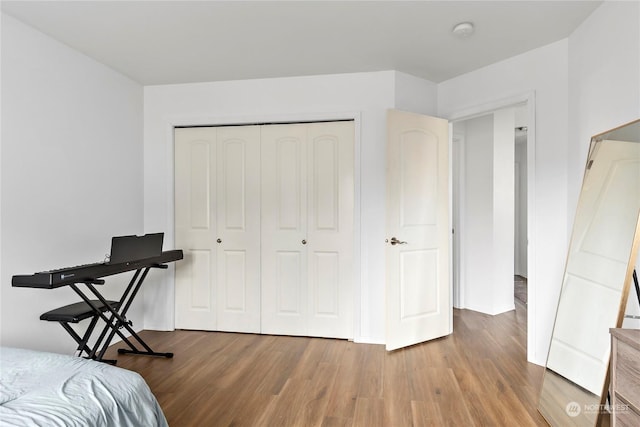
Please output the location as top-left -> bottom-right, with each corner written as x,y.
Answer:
1,1 -> 603,85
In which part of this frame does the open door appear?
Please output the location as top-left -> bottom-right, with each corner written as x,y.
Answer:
386,109 -> 452,351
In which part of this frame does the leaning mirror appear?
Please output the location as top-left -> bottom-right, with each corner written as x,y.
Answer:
538,119 -> 640,426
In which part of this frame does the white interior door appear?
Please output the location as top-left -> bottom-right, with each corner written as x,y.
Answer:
386,109 -> 451,351
174,126 -> 261,333
546,139 -> 640,394
261,121 -> 354,338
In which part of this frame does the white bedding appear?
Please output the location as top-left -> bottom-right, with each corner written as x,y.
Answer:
0,347 -> 168,427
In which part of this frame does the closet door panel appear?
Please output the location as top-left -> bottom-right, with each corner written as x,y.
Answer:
174,128 -> 218,330
276,251 -> 304,314
185,249 -> 214,309
277,138 -> 304,230
311,251 -> 339,315
307,122 -> 354,338
261,124 -> 308,335
221,250 -> 247,310
188,143 -> 212,229
221,141 -> 247,230
216,126 -> 261,333
312,136 -> 339,231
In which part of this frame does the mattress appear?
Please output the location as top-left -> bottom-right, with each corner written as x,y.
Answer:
0,347 -> 168,427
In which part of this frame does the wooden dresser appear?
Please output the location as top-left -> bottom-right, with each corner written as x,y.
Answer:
610,328 -> 640,427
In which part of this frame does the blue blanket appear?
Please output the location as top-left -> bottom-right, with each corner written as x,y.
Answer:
0,347 -> 168,427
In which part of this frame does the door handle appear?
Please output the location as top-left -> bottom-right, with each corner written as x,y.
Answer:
389,237 -> 407,245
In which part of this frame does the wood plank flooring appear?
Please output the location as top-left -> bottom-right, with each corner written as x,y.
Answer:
105,300 -> 547,426
515,275 -> 528,305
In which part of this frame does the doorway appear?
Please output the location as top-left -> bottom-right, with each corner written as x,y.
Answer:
514,124 -> 528,306
452,103 -> 530,315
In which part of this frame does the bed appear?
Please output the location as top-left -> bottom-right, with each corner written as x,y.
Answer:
0,347 -> 168,427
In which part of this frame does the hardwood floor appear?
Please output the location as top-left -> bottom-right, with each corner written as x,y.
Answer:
105,300 -> 548,426
515,275 -> 528,305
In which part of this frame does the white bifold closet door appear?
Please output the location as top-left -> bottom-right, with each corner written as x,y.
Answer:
174,126 -> 261,333
261,122 -> 354,339
174,121 -> 354,339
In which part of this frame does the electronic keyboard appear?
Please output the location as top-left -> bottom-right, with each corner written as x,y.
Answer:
12,250 -> 183,289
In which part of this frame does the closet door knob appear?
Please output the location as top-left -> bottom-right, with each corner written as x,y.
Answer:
302,239 -> 307,245
390,237 -> 407,245
217,238 -> 222,244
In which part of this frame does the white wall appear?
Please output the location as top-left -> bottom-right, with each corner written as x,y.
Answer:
0,14 -> 144,354
567,1 -> 639,332
394,71 -> 438,116
492,108 -> 516,313
457,110 -> 515,315
560,0 -> 640,351
515,129 -> 528,277
438,39 -> 569,365
451,122 -> 465,308
143,70 -> 437,343
460,115 -> 495,311
567,1 -> 640,224
514,107 -> 529,279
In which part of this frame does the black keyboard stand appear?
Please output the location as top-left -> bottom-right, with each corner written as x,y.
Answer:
69,266 -> 174,362
12,250 -> 183,364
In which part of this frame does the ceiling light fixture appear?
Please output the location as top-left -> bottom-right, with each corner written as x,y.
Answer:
452,22 -> 475,38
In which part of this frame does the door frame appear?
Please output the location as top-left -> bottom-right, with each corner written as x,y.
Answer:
166,111 -> 362,340
448,91 -> 537,362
